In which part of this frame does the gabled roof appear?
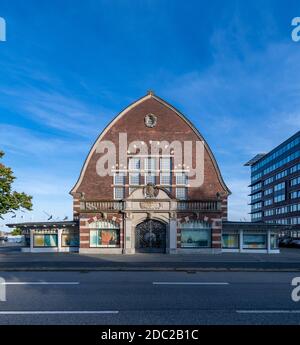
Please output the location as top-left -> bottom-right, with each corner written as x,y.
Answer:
70,91 -> 231,195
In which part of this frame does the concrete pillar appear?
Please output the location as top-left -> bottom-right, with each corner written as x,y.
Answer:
239,230 -> 243,253
267,230 -> 271,253
30,229 -> 34,252
124,216 -> 133,254
169,218 -> 177,254
57,229 -> 63,252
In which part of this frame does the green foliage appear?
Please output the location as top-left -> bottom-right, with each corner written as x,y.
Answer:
0,150 -> 33,217
10,227 -> 22,236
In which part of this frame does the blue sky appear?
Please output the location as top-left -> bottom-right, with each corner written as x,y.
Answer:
0,0 -> 300,228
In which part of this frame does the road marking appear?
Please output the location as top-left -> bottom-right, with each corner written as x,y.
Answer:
0,282 -> 79,285
0,311 -> 119,315
237,310 -> 300,314
153,282 -> 229,285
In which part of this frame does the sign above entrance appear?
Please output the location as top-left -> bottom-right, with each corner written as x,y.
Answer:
139,201 -> 161,210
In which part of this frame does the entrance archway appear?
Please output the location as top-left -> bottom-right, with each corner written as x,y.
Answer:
135,219 -> 166,253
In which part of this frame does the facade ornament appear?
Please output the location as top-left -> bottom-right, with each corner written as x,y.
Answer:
144,113 -> 157,128
143,183 -> 159,198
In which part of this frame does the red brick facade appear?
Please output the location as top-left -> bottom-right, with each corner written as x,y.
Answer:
70,92 -> 230,254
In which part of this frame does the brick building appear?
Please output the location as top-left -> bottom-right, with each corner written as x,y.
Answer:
8,92 -> 285,254
71,91 -> 230,254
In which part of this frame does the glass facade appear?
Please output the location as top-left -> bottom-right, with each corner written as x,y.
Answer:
33,234 -> 58,247
179,221 -> 211,248
222,233 -> 239,249
89,221 -> 120,248
243,234 -> 267,249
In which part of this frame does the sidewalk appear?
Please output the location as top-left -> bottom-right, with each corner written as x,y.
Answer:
0,246 -> 300,271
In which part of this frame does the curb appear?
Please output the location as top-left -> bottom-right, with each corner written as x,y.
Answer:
0,267 -> 300,272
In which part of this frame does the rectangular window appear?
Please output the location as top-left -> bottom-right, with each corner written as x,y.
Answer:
274,194 -> 285,203
129,172 -> 140,185
265,198 -> 273,206
270,234 -> 278,249
264,176 -> 274,185
61,231 -> 79,247
160,157 -> 171,171
274,182 -> 285,192
145,173 -> 156,185
251,212 -> 262,221
114,187 -> 124,199
176,187 -> 187,200
33,234 -> 58,247
181,229 -> 211,248
290,191 -> 300,199
144,157 -> 156,171
160,172 -> 171,185
243,234 -> 267,249
129,157 -> 140,170
251,202 -> 262,211
291,177 -> 300,187
251,182 -> 262,193
114,172 -> 125,185
275,170 -> 288,180
251,192 -> 262,202
264,188 -> 273,196
222,233 -> 239,249
291,164 -> 300,174
265,209 -> 274,217
90,229 -> 120,248
176,172 -> 188,185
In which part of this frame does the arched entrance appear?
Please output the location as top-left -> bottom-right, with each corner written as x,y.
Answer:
135,219 -> 166,253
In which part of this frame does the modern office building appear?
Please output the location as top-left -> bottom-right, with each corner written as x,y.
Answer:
245,131 -> 300,231
8,92 -> 286,254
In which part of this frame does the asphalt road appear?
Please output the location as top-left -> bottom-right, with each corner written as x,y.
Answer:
0,271 -> 300,325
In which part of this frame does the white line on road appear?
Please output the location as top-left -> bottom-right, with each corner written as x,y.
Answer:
0,282 -> 79,285
237,310 -> 300,314
0,311 -> 119,315
153,282 -> 229,285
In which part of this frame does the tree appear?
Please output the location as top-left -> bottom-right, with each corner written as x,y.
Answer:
11,227 -> 22,236
0,150 -> 32,219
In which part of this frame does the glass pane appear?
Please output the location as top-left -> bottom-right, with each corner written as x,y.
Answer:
34,235 -> 44,247
62,234 -> 79,247
145,157 -> 156,171
99,229 -> 120,247
243,234 -> 267,249
44,234 -> 57,247
129,173 -> 140,185
181,229 -> 210,248
271,234 -> 278,249
114,187 -> 124,199
160,173 -> 171,185
129,158 -> 140,170
160,157 -> 171,171
90,230 -> 99,247
145,173 -> 156,184
222,234 -> 239,248
176,187 -> 187,200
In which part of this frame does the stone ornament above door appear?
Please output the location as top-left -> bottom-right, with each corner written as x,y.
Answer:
143,183 -> 159,198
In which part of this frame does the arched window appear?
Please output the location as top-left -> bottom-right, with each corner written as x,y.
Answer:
89,220 -> 120,248
179,221 -> 211,248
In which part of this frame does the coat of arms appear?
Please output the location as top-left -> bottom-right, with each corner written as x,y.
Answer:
144,114 -> 157,128
143,183 -> 159,198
